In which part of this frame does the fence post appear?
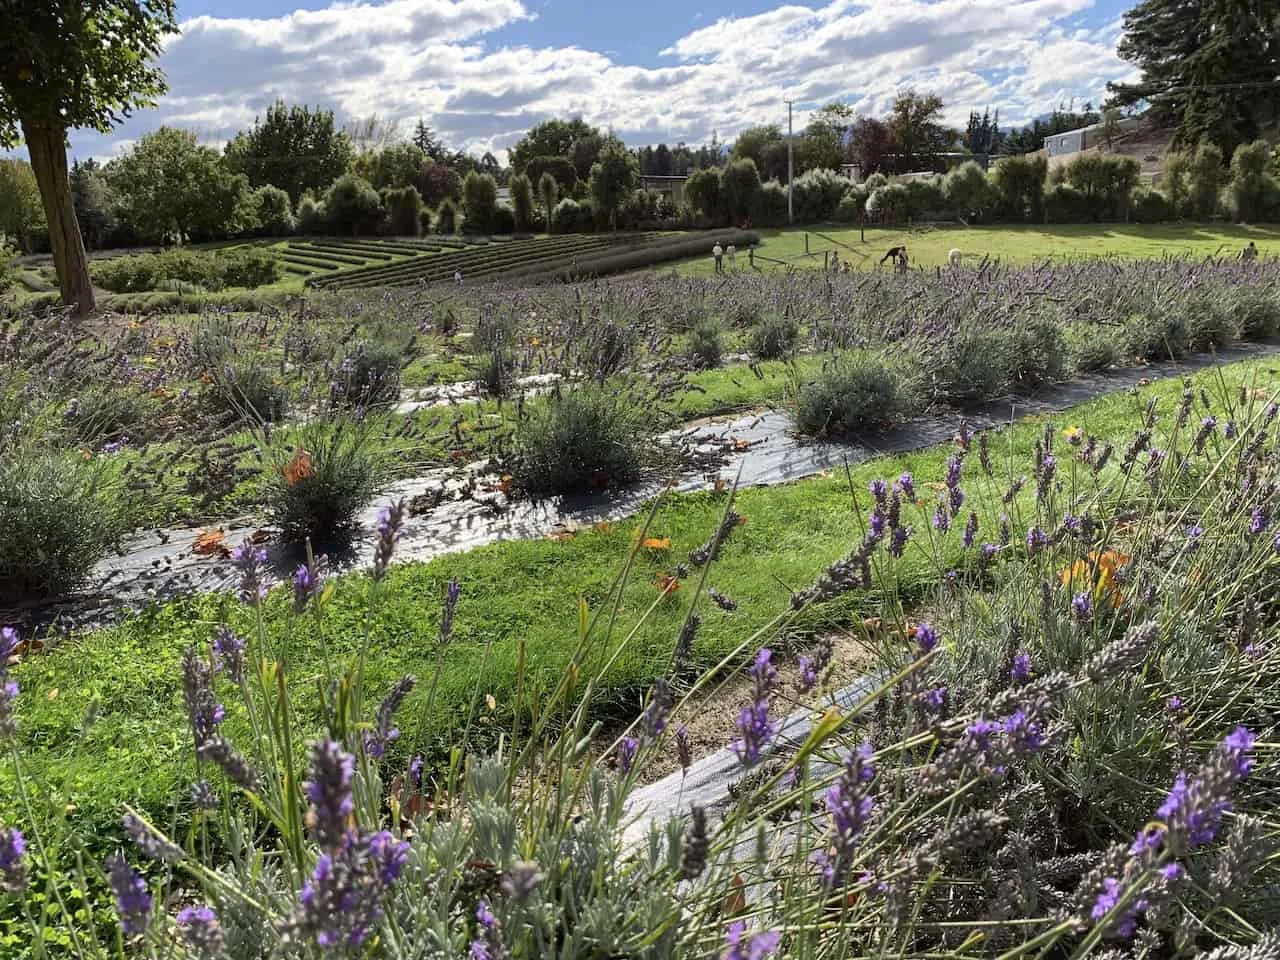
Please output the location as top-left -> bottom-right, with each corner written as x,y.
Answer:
805,233 -> 810,255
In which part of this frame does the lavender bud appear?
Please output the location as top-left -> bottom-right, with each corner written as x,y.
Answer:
0,827 -> 26,892
372,499 -> 407,580
122,813 -> 183,863
107,854 -> 152,936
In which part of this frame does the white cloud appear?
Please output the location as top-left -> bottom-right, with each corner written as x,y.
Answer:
20,0 -> 1130,165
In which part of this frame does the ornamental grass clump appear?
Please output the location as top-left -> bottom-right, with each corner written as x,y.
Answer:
511,382 -> 648,495
793,351 -> 920,436
0,453 -> 133,598
206,362 -> 290,425
329,341 -> 406,409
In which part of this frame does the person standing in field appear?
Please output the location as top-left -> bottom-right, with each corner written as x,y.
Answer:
1242,241 -> 1258,262
712,242 -> 724,274
727,244 -> 736,268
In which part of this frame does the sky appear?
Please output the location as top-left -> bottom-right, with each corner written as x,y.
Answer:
34,0 -> 1140,164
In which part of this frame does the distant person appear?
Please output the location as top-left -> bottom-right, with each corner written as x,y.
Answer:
727,244 -> 736,267
1242,241 -> 1258,263
454,270 -> 462,286
830,250 -> 840,273
880,245 -> 907,267
712,242 -> 724,274
948,248 -> 963,268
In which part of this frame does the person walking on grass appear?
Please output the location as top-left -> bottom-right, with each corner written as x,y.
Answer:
713,242 -> 724,274
1242,241 -> 1258,263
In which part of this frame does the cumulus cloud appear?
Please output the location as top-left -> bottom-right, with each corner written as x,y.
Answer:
29,0 -> 1130,164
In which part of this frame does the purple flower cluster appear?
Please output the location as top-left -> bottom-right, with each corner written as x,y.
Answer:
212,626 -> 245,683
470,898 -> 509,960
293,562 -> 321,613
722,921 -> 780,960
914,622 -> 939,656
181,646 -> 225,748
366,675 -> 415,759
822,743 -> 876,887
617,736 -> 639,773
372,499 -> 407,581
107,854 -> 152,936
732,648 -> 778,768
1010,652 -> 1031,683
176,904 -> 225,958
288,740 -> 410,949
0,826 -> 26,892
0,627 -> 18,738
231,541 -> 270,606
439,577 -> 462,646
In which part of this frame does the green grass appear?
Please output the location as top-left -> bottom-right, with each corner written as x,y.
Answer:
664,223 -> 1280,276
9,353 -> 1278,851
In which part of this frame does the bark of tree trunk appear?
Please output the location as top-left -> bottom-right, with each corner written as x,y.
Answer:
22,120 -> 95,317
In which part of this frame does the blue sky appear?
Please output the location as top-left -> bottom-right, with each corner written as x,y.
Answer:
40,0 -> 1138,163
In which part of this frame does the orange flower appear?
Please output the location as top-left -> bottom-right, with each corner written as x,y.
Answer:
642,537 -> 671,550
1058,549 -> 1131,608
655,573 -> 680,594
283,447 -> 313,485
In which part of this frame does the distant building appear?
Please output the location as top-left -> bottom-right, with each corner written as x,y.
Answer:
637,174 -> 688,206
1043,116 -> 1144,158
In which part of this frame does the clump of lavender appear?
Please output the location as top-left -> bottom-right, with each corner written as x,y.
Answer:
914,622 -> 939,656
181,646 -> 225,748
366,675 -> 415,759
176,904 -> 225,958
107,854 -> 152,936
733,648 -> 778,767
211,626 -> 245,683
371,499 -> 407,581
822,743 -> 876,887
672,614 -> 701,673
0,826 -> 26,892
191,780 -> 219,811
641,678 -> 672,743
722,921 -> 780,960
231,541 -> 270,606
962,511 -> 979,549
708,587 -> 739,611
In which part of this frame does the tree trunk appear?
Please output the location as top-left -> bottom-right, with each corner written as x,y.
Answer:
22,121 -> 95,317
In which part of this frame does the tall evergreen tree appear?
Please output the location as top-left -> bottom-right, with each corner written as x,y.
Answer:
1108,0 -> 1280,157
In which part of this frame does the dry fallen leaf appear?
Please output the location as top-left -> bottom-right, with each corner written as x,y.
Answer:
283,447 -> 313,486
248,529 -> 271,545
192,529 -> 228,557
732,437 -> 751,451
656,573 -> 681,594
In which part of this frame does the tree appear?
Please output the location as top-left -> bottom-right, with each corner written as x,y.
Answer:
991,154 -> 1048,221
224,101 -> 354,205
508,118 -> 601,174
524,155 -> 578,194
70,158 -> 117,250
0,0 -> 178,314
383,185 -> 422,236
343,114 -> 402,155
324,174 -> 383,236
803,103 -> 853,171
1161,151 -> 1190,214
108,127 -> 251,243
888,90 -> 953,172
1108,0 -> 1279,158
1101,107 -> 1122,150
1187,143 -> 1225,219
509,174 -> 535,232
0,158 -> 45,253
1229,139 -> 1277,221
963,109 -> 1002,155
350,142 -> 427,191
588,137 -> 640,229
251,185 -> 294,237
567,132 -> 604,183
720,158 -> 762,225
412,119 -> 442,160
461,171 -> 498,233
537,172 -> 558,232
943,161 -> 995,220
849,117 -> 895,177
731,125 -> 784,175
684,168 -> 722,221
418,161 -> 463,207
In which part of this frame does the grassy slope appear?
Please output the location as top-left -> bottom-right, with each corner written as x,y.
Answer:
664,223 -> 1280,276
9,354 -> 1279,844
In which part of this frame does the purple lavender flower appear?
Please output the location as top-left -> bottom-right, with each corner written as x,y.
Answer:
1025,526 -> 1048,554
932,499 -> 950,532
211,626 -> 245,683
293,563 -> 320,613
1036,454 -> 1056,502
922,686 -> 947,713
180,647 -> 224,747
1010,652 -> 1031,683
439,577 -> 462,646
470,898 -> 508,960
1090,876 -> 1146,940
798,656 -> 818,693
0,626 -> 17,662
1002,709 -> 1045,753
191,780 -> 218,811
230,541 -> 269,606
945,455 -> 963,489
1071,592 -> 1094,623
1250,507 -> 1269,536
107,854 -> 151,936
0,677 -> 16,739
289,829 -> 410,950
723,921 -> 781,960
372,500 -> 407,580
732,649 -> 778,768
177,904 -> 225,958
641,678 -> 672,742
305,740 -> 355,852
408,755 -> 424,790
869,479 -> 888,506
888,525 -> 911,557
915,622 -> 939,654
1224,420 -> 1238,439
1165,695 -> 1183,713
962,511 -> 978,549
822,743 -> 875,887
948,485 -> 964,517
868,507 -> 887,540
980,543 -> 1000,562
0,826 -> 25,892
123,812 -> 182,863
617,736 -> 638,773
896,471 -> 915,501
1157,726 -> 1256,852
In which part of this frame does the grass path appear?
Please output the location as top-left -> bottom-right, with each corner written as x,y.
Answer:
664,223 -> 1280,276
8,353 -> 1280,848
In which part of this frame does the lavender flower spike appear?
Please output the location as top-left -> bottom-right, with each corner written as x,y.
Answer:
723,921 -> 781,960
230,541 -> 270,606
732,648 -> 778,768
177,905 -> 225,959
372,499 -> 408,580
0,826 -> 26,892
106,854 -> 152,936
305,739 -> 355,851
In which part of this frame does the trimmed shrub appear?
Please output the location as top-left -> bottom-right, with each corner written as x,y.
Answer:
252,185 -> 295,237
1187,144 -> 1224,220
990,154 -> 1047,222
1225,286 -> 1280,339
1184,293 -> 1240,351
791,168 -> 848,223
866,183 -> 909,223
684,168 -> 722,222
794,351 -> 917,435
933,321 -> 1068,404
510,174 -> 535,232
267,423 -> 382,547
720,158 -> 762,225
748,314 -> 800,360
944,161 -> 996,221
490,206 -> 516,235
218,249 -> 280,288
551,198 -> 582,234
752,180 -> 789,227
207,363 -> 290,424
435,198 -> 458,235
1043,184 -> 1091,223
1162,152 -> 1190,215
686,318 -> 724,369
418,206 -> 433,235
0,453 -> 132,598
296,194 -> 328,235
1228,140 -> 1279,222
1066,325 -> 1122,373
512,384 -> 646,495
462,172 -> 499,234
862,173 -> 889,193
384,185 -> 423,236
1121,309 -> 1190,362
901,177 -> 947,219
330,342 -> 405,408
834,189 -> 865,224
1131,188 -> 1172,224
92,248 -> 278,293
325,174 -> 384,236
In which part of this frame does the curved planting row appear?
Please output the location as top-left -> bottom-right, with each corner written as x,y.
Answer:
309,234 -> 663,290
509,229 -> 760,284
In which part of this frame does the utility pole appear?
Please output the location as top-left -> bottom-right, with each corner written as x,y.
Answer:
784,99 -> 794,225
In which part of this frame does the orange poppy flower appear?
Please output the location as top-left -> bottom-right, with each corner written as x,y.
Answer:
283,447 -> 313,485
642,537 -> 671,550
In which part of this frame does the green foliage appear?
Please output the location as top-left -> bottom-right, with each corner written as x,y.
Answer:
537,172 -> 559,231
383,186 -> 423,236
1187,144 -> 1225,220
331,342 -> 406,408
719,158 -> 762,225
685,318 -> 724,369
512,383 -> 646,495
833,190 -> 864,224
1066,324 -> 1122,372
91,248 -> 279,293
1225,286 -> 1280,338
295,193 -> 328,235
790,168 -> 848,222
887,90 -> 951,170
266,422 -> 382,546
0,453 -> 132,598
509,174 -> 535,232
435,198 -> 458,235
751,180 -> 789,227
1131,187 -> 1172,224
901,176 -> 947,219
587,138 -> 640,226
934,321 -> 1068,404
251,185 -> 294,237
206,362 -> 290,424
944,161 -> 996,220
0,158 -> 45,252
1184,293 -> 1240,351
107,127 -> 252,243
1121,308 -> 1190,361
1228,139 -> 1279,222
324,174 -> 384,236
63,387 -> 152,445
1043,184 -> 1091,223
730,124 -> 784,176
524,156 -> 578,195
1060,154 -> 1141,220
0,243 -> 14,293
350,142 -> 427,192
550,198 -> 582,234
990,154 -> 1047,222
462,172 -> 499,233
1162,152 -> 1189,215
684,168 -> 722,223
866,182 -> 909,222
490,206 -> 516,235
794,351 -> 918,435
748,314 -> 800,360
223,101 -> 354,204
509,118 -> 601,177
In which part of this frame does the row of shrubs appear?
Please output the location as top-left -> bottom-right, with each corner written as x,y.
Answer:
684,138 -> 1280,228
91,248 -> 280,293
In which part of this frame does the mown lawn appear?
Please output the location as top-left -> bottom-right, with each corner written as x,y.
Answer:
665,222 -> 1280,276
8,353 -> 1279,852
